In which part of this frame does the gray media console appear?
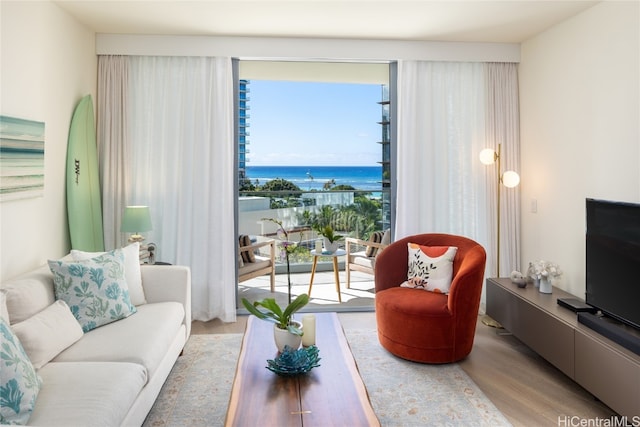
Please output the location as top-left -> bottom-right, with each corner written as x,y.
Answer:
486,278 -> 640,417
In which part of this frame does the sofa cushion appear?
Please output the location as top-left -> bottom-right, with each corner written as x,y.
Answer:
48,249 -> 137,333
0,317 -> 42,425
238,255 -> 271,276
349,251 -> 376,269
71,242 -> 147,306
364,231 -> 385,257
401,243 -> 457,294
0,290 -> 8,323
381,229 -> 391,246
1,265 -> 55,325
29,362 -> 146,427
52,302 -> 184,380
11,300 -> 83,369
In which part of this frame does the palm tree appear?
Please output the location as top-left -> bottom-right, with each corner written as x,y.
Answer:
323,179 -> 336,190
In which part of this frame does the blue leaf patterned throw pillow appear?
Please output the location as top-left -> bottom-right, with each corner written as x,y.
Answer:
0,317 -> 42,425
48,249 -> 137,333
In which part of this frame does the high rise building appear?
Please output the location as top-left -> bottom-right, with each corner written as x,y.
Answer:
238,79 -> 250,185
378,84 -> 391,231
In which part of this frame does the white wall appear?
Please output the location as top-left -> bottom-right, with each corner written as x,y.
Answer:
97,34 -> 520,63
3,1 -> 637,292
0,1 -> 97,280
519,1 -> 640,297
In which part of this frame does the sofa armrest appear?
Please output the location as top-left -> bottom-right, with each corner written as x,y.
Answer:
140,264 -> 192,338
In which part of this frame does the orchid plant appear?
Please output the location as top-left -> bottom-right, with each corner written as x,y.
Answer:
262,217 -> 297,304
241,294 -> 309,335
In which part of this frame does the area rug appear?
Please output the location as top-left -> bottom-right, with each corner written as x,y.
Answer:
143,331 -> 512,427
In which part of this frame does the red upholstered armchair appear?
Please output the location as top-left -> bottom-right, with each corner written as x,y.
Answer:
374,233 -> 486,363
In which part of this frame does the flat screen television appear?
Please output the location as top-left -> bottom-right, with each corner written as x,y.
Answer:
586,198 -> 640,331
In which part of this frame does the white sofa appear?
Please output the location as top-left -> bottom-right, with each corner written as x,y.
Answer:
0,258 -> 191,427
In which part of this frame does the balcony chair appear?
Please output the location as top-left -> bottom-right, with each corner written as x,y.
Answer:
238,235 -> 276,292
345,229 -> 390,288
374,233 -> 486,363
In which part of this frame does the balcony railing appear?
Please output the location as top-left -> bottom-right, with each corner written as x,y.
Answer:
238,189 -> 388,271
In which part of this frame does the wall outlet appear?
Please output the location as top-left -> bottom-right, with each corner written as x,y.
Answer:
531,198 -> 538,213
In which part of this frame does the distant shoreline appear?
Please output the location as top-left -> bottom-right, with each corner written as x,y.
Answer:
245,165 -> 383,192
247,165 -> 379,167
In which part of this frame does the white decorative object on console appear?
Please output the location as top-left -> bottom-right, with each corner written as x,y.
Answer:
539,278 -> 552,294
527,260 -> 562,294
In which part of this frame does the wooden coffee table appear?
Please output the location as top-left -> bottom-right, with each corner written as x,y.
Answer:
225,312 -> 379,426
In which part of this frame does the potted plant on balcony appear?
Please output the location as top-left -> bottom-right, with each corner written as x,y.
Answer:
316,225 -> 343,253
241,293 -> 309,352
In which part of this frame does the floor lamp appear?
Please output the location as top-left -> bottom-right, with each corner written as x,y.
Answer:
479,144 -> 520,277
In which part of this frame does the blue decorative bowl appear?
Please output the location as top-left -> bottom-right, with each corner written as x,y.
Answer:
266,345 -> 321,376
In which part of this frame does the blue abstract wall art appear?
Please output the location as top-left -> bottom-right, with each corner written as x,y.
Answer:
0,115 -> 45,201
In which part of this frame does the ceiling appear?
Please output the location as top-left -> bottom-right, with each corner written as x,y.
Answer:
53,1 -> 600,43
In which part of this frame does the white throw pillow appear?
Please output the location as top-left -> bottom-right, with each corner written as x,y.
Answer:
1,266 -> 56,324
71,242 -> 146,306
12,300 -> 84,369
0,290 -> 9,324
401,243 -> 458,294
0,317 -> 42,424
48,248 -> 137,333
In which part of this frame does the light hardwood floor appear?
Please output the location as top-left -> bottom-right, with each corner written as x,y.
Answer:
192,311 -> 617,426
193,271 -> 617,425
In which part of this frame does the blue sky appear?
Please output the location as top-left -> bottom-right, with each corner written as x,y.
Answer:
246,80 -> 382,166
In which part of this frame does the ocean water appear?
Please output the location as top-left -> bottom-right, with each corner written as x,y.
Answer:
245,165 -> 382,192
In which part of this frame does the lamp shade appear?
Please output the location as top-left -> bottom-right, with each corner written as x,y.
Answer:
502,170 -> 520,188
121,206 -> 152,233
479,148 -> 496,165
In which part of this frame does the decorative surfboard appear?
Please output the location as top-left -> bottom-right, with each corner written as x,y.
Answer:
66,95 -> 105,252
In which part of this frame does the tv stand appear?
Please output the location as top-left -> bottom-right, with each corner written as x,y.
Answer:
577,312 -> 640,355
486,278 -> 640,417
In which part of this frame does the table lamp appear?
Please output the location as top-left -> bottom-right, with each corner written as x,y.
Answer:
121,206 -> 152,243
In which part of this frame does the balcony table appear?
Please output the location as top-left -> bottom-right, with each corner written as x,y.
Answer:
307,249 -> 346,302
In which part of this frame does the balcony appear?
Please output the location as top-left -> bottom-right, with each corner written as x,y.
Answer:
239,269 -> 375,312
239,189 -> 385,257
237,188 -> 386,310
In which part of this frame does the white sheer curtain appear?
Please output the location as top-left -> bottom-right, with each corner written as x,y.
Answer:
127,56 -> 236,322
395,61 -> 520,277
484,63 -> 521,277
97,55 -> 130,250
